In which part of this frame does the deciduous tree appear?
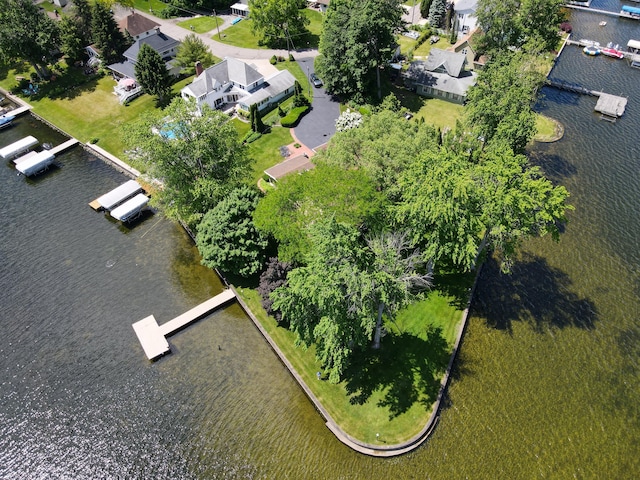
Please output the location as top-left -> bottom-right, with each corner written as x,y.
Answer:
249,0 -> 309,49
196,186 -> 268,277
122,98 -> 251,226
0,0 -> 60,79
175,33 -> 217,75
135,43 -> 173,104
253,164 -> 387,262
317,0 -> 404,102
258,257 -> 292,323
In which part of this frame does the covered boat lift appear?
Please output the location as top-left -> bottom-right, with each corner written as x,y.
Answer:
15,151 -> 55,176
109,193 -> 149,222
90,179 -> 143,211
0,136 -> 38,160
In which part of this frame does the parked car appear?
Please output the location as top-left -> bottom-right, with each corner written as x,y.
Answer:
310,73 -> 323,88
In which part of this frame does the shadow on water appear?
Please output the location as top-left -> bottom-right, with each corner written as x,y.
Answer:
528,150 -> 578,183
343,326 -> 450,419
471,254 -> 598,333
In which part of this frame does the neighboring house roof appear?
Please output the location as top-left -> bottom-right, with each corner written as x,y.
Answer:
108,61 -> 137,79
124,31 -> 180,61
423,48 -> 467,77
453,0 -> 478,12
407,61 -> 477,96
240,70 -> 296,107
118,12 -> 160,37
265,154 -> 315,181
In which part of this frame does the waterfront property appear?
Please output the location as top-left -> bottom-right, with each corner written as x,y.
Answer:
14,150 -> 55,176
405,48 -> 478,104
90,179 -> 143,211
109,193 -> 150,222
132,289 -> 237,360
180,58 -> 296,114
0,135 -> 39,160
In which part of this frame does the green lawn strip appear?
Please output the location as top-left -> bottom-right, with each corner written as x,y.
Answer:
414,37 -> 452,58
177,16 -> 223,34
235,273 -> 469,445
396,35 -> 417,56
533,113 -> 563,142
217,8 -> 323,50
215,18 -> 262,49
132,0 -> 169,15
245,126 -> 293,182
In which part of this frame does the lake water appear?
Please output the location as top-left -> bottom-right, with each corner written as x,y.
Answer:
1,4 -> 640,478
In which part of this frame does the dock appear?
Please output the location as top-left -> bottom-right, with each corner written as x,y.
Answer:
15,150 -> 55,176
546,79 -> 627,120
48,138 -> 78,156
109,193 -> 149,222
0,135 -> 38,160
90,179 -> 142,211
132,289 -> 237,360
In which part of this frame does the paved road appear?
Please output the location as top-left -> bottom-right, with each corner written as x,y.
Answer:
294,57 -> 340,150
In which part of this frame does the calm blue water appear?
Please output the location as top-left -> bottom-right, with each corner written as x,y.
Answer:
1,3 -> 640,477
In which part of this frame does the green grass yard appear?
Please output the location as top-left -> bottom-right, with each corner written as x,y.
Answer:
236,270 -> 471,445
177,16 -> 223,34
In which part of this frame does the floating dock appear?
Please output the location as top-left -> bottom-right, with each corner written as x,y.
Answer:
595,93 -> 628,119
109,193 -> 149,222
90,179 -> 142,211
15,150 -> 55,176
132,289 -> 237,360
0,135 -> 38,160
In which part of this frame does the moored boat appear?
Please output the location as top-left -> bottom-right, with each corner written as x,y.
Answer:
583,46 -> 601,56
601,43 -> 625,59
0,113 -> 15,129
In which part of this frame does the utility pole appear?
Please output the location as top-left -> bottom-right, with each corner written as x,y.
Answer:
213,10 -> 221,40
307,65 -> 311,97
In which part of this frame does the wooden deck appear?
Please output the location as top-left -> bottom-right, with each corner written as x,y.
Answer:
595,93 -> 628,118
48,138 -> 79,156
132,289 -> 237,360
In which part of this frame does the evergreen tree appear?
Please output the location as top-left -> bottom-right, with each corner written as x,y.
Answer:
420,0 -> 433,20
91,1 -> 127,64
135,43 -> 173,104
428,0 -> 447,28
175,33 -> 217,76
59,16 -> 86,63
72,0 -> 93,45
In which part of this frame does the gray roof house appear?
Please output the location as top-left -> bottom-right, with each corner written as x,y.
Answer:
181,58 -> 296,113
108,28 -> 182,81
405,48 -> 477,104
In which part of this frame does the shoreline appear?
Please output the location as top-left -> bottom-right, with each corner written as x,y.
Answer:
2,85 -> 480,457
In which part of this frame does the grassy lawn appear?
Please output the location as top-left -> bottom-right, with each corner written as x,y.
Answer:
217,8 -> 323,50
132,0 -> 170,15
177,16 -> 223,34
0,61 -> 194,158
414,36 -> 453,58
533,113 -> 564,143
236,271 -> 471,445
246,126 -> 294,182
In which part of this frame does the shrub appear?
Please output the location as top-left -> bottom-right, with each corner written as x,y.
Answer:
293,93 -> 310,108
277,56 -> 285,62
288,53 -> 295,61
280,105 -> 310,127
242,130 -> 262,144
258,257 -> 292,324
270,55 -> 277,65
278,105 -> 286,117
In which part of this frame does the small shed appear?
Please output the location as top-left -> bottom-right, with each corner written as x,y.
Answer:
231,3 -> 250,17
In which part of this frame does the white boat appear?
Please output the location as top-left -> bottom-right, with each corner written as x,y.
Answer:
0,113 -> 15,129
15,151 -> 55,176
109,193 -> 149,222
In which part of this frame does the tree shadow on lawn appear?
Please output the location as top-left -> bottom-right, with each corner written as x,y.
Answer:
471,253 -> 598,334
43,69 -> 101,101
343,326 -> 451,419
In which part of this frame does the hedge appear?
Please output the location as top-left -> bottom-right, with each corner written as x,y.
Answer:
280,106 -> 310,127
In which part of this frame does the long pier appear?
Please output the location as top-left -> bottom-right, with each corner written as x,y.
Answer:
564,4 -> 639,20
132,289 -> 236,360
546,79 -> 627,119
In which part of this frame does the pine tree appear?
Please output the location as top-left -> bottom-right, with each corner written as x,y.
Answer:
91,2 -> 127,64
135,43 -> 172,103
428,0 -> 447,28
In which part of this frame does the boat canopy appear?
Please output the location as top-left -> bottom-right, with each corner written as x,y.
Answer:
622,5 -> 640,14
627,39 -> 640,51
0,136 -> 38,159
95,180 -> 143,210
110,193 -> 149,222
15,151 -> 55,176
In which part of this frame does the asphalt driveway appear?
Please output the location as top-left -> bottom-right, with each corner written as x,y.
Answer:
294,57 -> 340,150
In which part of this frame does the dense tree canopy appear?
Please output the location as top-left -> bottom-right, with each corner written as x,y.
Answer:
123,98 -> 251,226
135,43 -> 173,103
253,164 -> 387,262
196,187 -> 267,277
249,0 -> 309,49
271,219 -> 431,382
59,16 -> 87,64
476,0 -> 565,52
91,1 -> 128,65
464,51 -> 545,153
0,0 -> 60,79
317,0 -> 404,102
174,33 -> 217,75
